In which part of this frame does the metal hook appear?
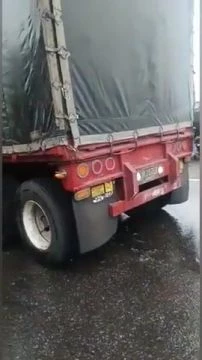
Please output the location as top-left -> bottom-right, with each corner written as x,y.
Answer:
107,134 -> 114,154
132,130 -> 139,150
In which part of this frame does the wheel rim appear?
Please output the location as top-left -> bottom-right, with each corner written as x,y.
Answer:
22,200 -> 52,251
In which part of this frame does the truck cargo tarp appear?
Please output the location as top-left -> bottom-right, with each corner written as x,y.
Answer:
2,0 -> 56,146
62,0 -> 193,137
3,0 -> 193,148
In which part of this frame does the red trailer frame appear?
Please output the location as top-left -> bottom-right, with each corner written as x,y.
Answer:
4,127 -> 192,209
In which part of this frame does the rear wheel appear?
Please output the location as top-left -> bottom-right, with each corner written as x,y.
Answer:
16,178 -> 77,265
22,200 -> 52,252
169,163 -> 189,204
3,175 -> 19,246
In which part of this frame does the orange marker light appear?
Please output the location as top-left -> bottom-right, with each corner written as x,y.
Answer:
74,188 -> 90,201
77,163 -> 89,178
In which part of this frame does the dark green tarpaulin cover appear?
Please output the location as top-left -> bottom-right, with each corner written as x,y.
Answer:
3,0 -> 193,146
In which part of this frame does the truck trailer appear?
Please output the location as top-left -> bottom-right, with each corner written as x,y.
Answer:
3,0 -> 193,264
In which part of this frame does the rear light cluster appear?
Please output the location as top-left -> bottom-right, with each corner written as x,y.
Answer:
77,157 -> 116,178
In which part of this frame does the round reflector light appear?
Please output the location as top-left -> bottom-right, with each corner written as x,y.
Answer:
77,163 -> 89,178
92,160 -> 103,175
105,157 -> 116,171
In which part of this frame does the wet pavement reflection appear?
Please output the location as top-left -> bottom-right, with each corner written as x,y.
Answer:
2,163 -> 200,360
166,179 -> 200,260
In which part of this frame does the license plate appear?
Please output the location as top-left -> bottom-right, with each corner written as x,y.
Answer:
91,184 -> 105,198
91,182 -> 113,199
105,182 -> 113,193
140,166 -> 158,184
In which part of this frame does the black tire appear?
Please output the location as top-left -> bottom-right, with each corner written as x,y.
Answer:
3,175 -> 19,247
169,163 -> 189,204
126,194 -> 170,218
16,178 -> 77,265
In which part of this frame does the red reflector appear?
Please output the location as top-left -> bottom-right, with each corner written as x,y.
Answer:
92,160 -> 103,175
105,157 -> 115,171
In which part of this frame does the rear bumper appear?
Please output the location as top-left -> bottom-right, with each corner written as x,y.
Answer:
109,178 -> 181,217
109,152 -> 184,216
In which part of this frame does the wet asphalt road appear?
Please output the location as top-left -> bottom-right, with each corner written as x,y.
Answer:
2,162 -> 200,360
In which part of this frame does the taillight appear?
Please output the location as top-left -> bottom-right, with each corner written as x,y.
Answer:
77,163 -> 90,178
105,157 -> 116,171
157,166 -> 164,175
92,160 -> 103,175
74,188 -> 90,201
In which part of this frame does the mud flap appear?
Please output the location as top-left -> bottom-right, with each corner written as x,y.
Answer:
72,195 -> 118,254
169,163 -> 189,204
3,175 -> 20,246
